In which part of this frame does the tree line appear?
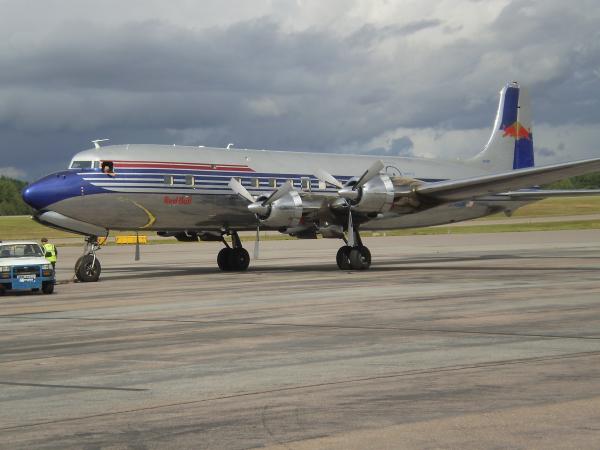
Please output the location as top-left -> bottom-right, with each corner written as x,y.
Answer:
545,172 -> 600,189
0,177 -> 34,215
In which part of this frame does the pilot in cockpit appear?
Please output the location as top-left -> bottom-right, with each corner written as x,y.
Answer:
101,161 -> 115,176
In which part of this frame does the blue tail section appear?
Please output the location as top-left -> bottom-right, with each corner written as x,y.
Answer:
500,86 -> 519,130
470,82 -> 535,172
513,133 -> 534,169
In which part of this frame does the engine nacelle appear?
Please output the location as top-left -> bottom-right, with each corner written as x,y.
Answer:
351,174 -> 395,214
256,190 -> 303,228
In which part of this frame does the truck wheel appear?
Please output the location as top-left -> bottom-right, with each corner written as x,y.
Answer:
42,282 -> 54,294
75,255 -> 101,282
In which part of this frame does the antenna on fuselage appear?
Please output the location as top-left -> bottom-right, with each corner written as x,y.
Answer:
226,143 -> 234,150
92,139 -> 110,149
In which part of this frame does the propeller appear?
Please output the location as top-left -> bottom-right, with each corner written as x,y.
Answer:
313,160 -> 384,246
337,160 -> 384,201
254,224 -> 260,260
314,167 -> 343,189
228,178 -> 294,260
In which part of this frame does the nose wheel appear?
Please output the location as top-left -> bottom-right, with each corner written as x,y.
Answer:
217,231 -> 250,271
74,236 -> 102,282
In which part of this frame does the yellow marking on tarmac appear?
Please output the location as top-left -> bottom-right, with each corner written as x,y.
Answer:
131,201 -> 156,229
115,235 -> 148,244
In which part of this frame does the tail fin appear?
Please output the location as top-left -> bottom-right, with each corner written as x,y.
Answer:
470,82 -> 534,172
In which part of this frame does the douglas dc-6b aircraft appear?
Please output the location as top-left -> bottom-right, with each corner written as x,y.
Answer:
22,82 -> 600,281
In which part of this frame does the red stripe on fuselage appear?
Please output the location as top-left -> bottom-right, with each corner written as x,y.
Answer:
111,160 -> 255,172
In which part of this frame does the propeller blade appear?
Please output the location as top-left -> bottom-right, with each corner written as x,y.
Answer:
228,177 -> 256,203
354,160 -> 385,190
253,225 -> 260,260
347,211 -> 355,247
314,168 -> 344,189
262,180 -> 294,206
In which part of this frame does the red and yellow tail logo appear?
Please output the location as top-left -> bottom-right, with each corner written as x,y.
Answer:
502,121 -> 531,140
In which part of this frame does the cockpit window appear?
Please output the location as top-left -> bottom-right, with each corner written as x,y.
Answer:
70,161 -> 93,169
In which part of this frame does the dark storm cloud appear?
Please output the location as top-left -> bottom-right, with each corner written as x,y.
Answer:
485,0 -> 600,126
0,0 -> 599,179
0,18 -> 415,176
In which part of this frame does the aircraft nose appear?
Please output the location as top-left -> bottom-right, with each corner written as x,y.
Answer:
22,180 -> 48,211
22,171 -> 78,211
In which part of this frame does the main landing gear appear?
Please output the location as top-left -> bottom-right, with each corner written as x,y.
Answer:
74,236 -> 102,282
217,231 -> 250,272
336,226 -> 371,271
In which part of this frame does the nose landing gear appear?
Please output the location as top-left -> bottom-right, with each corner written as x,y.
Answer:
74,236 -> 102,282
217,231 -> 250,272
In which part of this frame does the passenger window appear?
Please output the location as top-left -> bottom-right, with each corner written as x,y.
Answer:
185,175 -> 195,186
164,175 -> 174,185
101,161 -> 115,176
301,177 -> 311,191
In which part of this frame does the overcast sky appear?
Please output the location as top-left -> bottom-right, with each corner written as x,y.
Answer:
1,0 -> 599,181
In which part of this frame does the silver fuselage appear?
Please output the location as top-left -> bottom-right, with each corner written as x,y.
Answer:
24,144 -> 527,235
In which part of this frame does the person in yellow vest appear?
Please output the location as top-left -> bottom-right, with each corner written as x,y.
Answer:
41,237 -> 57,269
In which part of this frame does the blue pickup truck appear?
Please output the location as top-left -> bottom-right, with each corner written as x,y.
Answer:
0,241 -> 55,295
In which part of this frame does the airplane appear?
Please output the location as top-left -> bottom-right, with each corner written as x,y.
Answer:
21,82 -> 600,281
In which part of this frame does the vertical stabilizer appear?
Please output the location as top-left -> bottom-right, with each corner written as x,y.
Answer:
470,82 -> 534,172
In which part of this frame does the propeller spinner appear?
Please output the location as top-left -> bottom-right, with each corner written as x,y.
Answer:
228,178 -> 296,260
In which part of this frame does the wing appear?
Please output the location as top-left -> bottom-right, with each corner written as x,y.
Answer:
405,158 -> 600,202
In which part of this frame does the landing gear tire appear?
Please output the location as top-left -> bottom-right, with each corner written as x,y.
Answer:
217,231 -> 250,272
336,246 -> 352,270
337,245 -> 371,270
229,248 -> 250,271
75,255 -> 101,282
349,246 -> 371,270
42,281 -> 55,294
217,248 -> 232,271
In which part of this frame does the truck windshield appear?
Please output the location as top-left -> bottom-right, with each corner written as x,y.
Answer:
0,244 -> 44,258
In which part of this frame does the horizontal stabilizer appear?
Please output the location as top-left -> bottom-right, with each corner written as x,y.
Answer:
408,158 -> 600,201
498,189 -> 600,200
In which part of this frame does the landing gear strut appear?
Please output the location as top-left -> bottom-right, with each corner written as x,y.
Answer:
336,226 -> 371,270
74,236 -> 102,282
217,231 -> 250,272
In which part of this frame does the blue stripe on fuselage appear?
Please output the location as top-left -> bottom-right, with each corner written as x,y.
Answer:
26,168 -> 447,209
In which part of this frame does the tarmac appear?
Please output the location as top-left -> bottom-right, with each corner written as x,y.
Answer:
1,230 -> 600,449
